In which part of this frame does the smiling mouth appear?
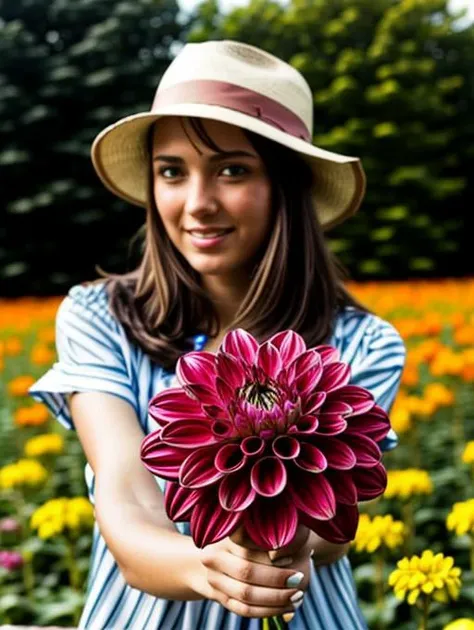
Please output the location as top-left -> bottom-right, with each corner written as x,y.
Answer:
187,228 -> 234,239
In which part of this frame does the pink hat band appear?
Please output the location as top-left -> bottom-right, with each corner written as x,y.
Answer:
152,80 -> 311,143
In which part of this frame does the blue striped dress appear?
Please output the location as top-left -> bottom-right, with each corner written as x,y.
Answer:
29,282 -> 406,630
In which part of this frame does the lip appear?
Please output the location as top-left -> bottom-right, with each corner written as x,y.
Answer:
185,227 -> 234,234
187,229 -> 233,249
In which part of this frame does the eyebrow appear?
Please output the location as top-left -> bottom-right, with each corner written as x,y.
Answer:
153,150 -> 259,163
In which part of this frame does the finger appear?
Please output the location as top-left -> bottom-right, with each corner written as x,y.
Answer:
203,548 -> 305,590
206,566 -> 303,609
227,538 -> 274,565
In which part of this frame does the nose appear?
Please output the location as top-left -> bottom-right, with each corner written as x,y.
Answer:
184,173 -> 219,218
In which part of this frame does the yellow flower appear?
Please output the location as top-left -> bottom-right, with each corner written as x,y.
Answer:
390,406 -> 412,434
444,619 -> 474,630
4,337 -> 23,356
389,550 -> 462,606
24,434 -> 64,458
30,497 -> 94,540
0,459 -> 48,490
14,403 -> 49,427
384,469 -> 433,499
463,442 -> 474,465
423,383 -> 455,407
446,500 -> 474,536
7,375 -> 35,397
353,514 -> 405,553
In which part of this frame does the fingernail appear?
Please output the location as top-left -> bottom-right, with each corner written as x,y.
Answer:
282,612 -> 295,623
286,571 -> 304,588
293,598 -> 304,610
290,590 -> 304,603
273,556 -> 293,567
310,549 -> 314,558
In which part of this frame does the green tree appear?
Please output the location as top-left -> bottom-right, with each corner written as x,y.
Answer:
188,0 -> 473,279
0,0 -> 184,295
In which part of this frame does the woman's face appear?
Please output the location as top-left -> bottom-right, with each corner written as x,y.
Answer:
151,117 -> 272,285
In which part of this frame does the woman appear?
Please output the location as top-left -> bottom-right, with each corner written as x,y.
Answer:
30,40 -> 406,629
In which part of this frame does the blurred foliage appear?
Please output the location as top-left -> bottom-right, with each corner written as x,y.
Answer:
188,0 -> 473,279
0,0 -> 185,296
1,0 -> 473,295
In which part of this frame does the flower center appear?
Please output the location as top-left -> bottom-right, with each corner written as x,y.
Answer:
240,381 -> 279,411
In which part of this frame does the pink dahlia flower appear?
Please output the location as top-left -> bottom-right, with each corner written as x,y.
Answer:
141,330 -> 390,550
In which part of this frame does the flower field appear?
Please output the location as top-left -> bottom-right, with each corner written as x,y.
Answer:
1,279 -> 474,629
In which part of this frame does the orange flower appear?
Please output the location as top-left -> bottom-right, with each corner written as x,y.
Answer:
37,327 -> 56,344
7,375 -> 36,397
3,337 -> 23,356
14,404 -> 49,427
30,344 -> 55,366
401,363 -> 419,387
454,325 -> 474,346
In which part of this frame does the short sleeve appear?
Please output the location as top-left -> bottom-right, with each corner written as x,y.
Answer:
29,283 -> 138,430
348,315 -> 406,452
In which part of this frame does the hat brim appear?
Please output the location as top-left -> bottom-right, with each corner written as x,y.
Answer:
91,104 -> 366,230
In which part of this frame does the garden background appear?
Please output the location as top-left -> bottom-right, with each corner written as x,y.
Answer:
1,0 -> 473,628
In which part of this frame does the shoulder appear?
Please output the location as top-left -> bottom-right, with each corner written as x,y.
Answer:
334,305 -> 406,365
56,281 -> 123,340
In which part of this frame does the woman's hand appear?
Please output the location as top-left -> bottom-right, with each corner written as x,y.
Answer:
192,532 -> 307,618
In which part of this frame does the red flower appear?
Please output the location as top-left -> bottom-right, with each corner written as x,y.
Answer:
141,330 -> 390,550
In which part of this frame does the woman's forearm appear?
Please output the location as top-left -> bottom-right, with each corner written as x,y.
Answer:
94,486 -> 207,600
309,531 -> 350,565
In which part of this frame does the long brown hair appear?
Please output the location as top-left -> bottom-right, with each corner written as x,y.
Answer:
99,117 -> 371,370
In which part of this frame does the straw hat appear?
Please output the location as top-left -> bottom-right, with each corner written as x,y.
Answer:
91,40 -> 366,230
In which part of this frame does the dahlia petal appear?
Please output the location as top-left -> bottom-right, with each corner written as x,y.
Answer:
140,436 -> 188,481
326,385 -> 375,415
148,388 -> 203,427
250,456 -> 287,497
179,446 -> 224,488
318,362 -> 351,392
161,418 -> 217,448
214,443 -> 247,473
164,482 -> 202,521
300,503 -> 359,543
295,364 -> 323,396
191,492 -> 242,547
218,470 -> 256,511
324,470 -> 358,506
215,352 -> 245,390
272,435 -> 300,460
320,401 -> 353,416
268,330 -> 306,363
176,351 -> 216,389
301,391 -> 326,415
256,342 -> 282,379
288,470 -> 336,520
317,437 -> 357,470
314,414 -> 347,436
341,434 -> 382,468
211,420 -> 234,438
353,463 -> 387,500
345,405 -> 391,443
313,345 -> 340,365
185,383 -> 220,406
240,436 -> 265,457
294,415 -> 319,433
221,329 -> 258,365
202,404 -> 227,420
290,349 -> 322,379
215,377 -> 235,406
244,494 -> 298,550
294,443 -> 327,472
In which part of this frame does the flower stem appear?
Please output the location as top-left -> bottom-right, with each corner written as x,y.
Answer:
470,533 -> 474,573
402,500 -> 414,554
453,386 -> 465,465
418,594 -> 431,630
374,551 -> 386,629
65,537 -> 81,591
